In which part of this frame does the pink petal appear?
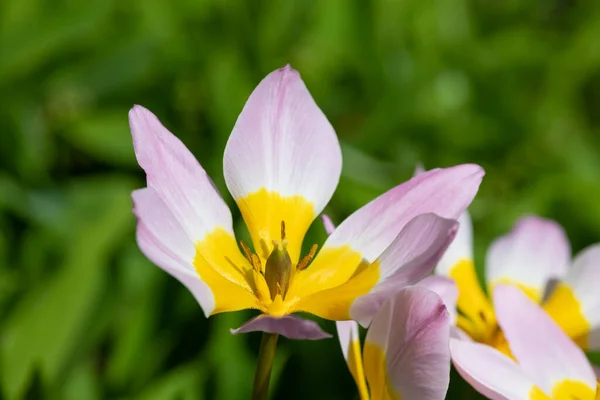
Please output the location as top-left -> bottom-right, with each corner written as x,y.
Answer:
231,315 -> 332,340
494,284 -> 597,393
336,320 -> 370,398
561,244 -> 600,328
323,164 -> 483,263
416,276 -> 459,324
485,216 -> 570,298
450,338 -> 537,400
320,214 -> 336,235
336,320 -> 360,365
435,211 -> 474,276
364,287 -> 451,400
223,65 -> 342,214
129,105 -> 234,240
350,214 -> 458,326
133,188 -> 215,316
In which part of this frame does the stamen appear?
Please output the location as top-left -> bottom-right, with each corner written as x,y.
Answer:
478,310 -> 487,323
239,240 -> 254,262
281,220 -> 286,241
251,254 -> 262,274
296,244 -> 319,271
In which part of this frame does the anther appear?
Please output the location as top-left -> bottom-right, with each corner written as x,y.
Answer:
239,240 -> 253,262
251,254 -> 262,274
296,244 -> 318,271
281,220 -> 286,241
479,311 -> 487,323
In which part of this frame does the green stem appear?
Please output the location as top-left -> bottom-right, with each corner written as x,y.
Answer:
252,333 -> 279,400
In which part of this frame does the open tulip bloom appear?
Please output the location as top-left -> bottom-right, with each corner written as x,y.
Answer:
436,213 -> 600,359
451,284 -> 600,399
129,65 -> 484,340
337,287 -> 451,400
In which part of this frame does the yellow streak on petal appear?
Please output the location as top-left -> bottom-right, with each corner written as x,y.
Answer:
543,283 -> 591,340
551,379 -> 596,400
286,245 -> 364,300
236,188 -> 315,264
488,279 -> 541,304
529,385 -> 551,400
194,227 -> 262,314
347,339 -> 370,400
450,259 -> 497,342
363,342 -> 402,400
596,381 -> 599,400
288,260 -> 380,320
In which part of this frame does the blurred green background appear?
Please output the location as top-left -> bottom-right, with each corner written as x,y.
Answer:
1,0 -> 600,399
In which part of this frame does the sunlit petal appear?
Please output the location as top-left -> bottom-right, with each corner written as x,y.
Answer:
364,288 -> 450,400
133,188 -> 260,317
486,216 -> 570,303
293,165 -> 483,297
336,321 -> 369,399
223,65 -> 342,263
292,214 -> 457,323
494,284 -> 597,394
450,339 -> 540,400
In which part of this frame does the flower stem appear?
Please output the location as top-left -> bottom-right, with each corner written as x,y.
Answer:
252,332 -> 279,400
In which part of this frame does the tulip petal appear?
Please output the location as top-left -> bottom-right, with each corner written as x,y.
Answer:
321,214 -> 336,235
364,287 -> 451,400
416,276 -> 459,325
130,105 -> 234,243
336,321 -> 369,399
294,165 -> 483,299
494,284 -> 597,394
349,214 -> 458,326
486,216 -> 570,303
133,189 -> 261,317
223,66 -> 342,264
435,211 -> 496,343
291,214 -> 457,323
450,339 -> 539,400
544,244 -> 600,341
130,106 -> 258,314
231,314 -> 332,340
436,211 -> 474,276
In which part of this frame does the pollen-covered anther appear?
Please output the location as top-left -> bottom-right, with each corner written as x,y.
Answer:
296,244 -> 319,271
240,240 -> 263,273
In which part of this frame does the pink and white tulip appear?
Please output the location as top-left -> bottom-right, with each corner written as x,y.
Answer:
451,285 -> 599,400
130,65 -> 484,339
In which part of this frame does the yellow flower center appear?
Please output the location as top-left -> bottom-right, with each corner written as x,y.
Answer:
239,220 -> 321,316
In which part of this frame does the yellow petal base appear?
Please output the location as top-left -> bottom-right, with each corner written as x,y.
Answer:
364,342 -> 402,400
543,283 -> 591,344
236,188 -> 315,263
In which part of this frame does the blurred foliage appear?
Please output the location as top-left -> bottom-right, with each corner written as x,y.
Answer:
1,0 -> 600,399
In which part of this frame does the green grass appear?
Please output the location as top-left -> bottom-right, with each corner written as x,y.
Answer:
1,0 -> 600,398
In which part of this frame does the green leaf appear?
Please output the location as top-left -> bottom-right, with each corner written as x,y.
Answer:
0,177 -> 135,400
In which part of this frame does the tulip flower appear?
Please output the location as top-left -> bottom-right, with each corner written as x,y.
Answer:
451,284 -> 599,400
436,213 -> 600,356
129,65 -> 484,341
337,287 -> 451,400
